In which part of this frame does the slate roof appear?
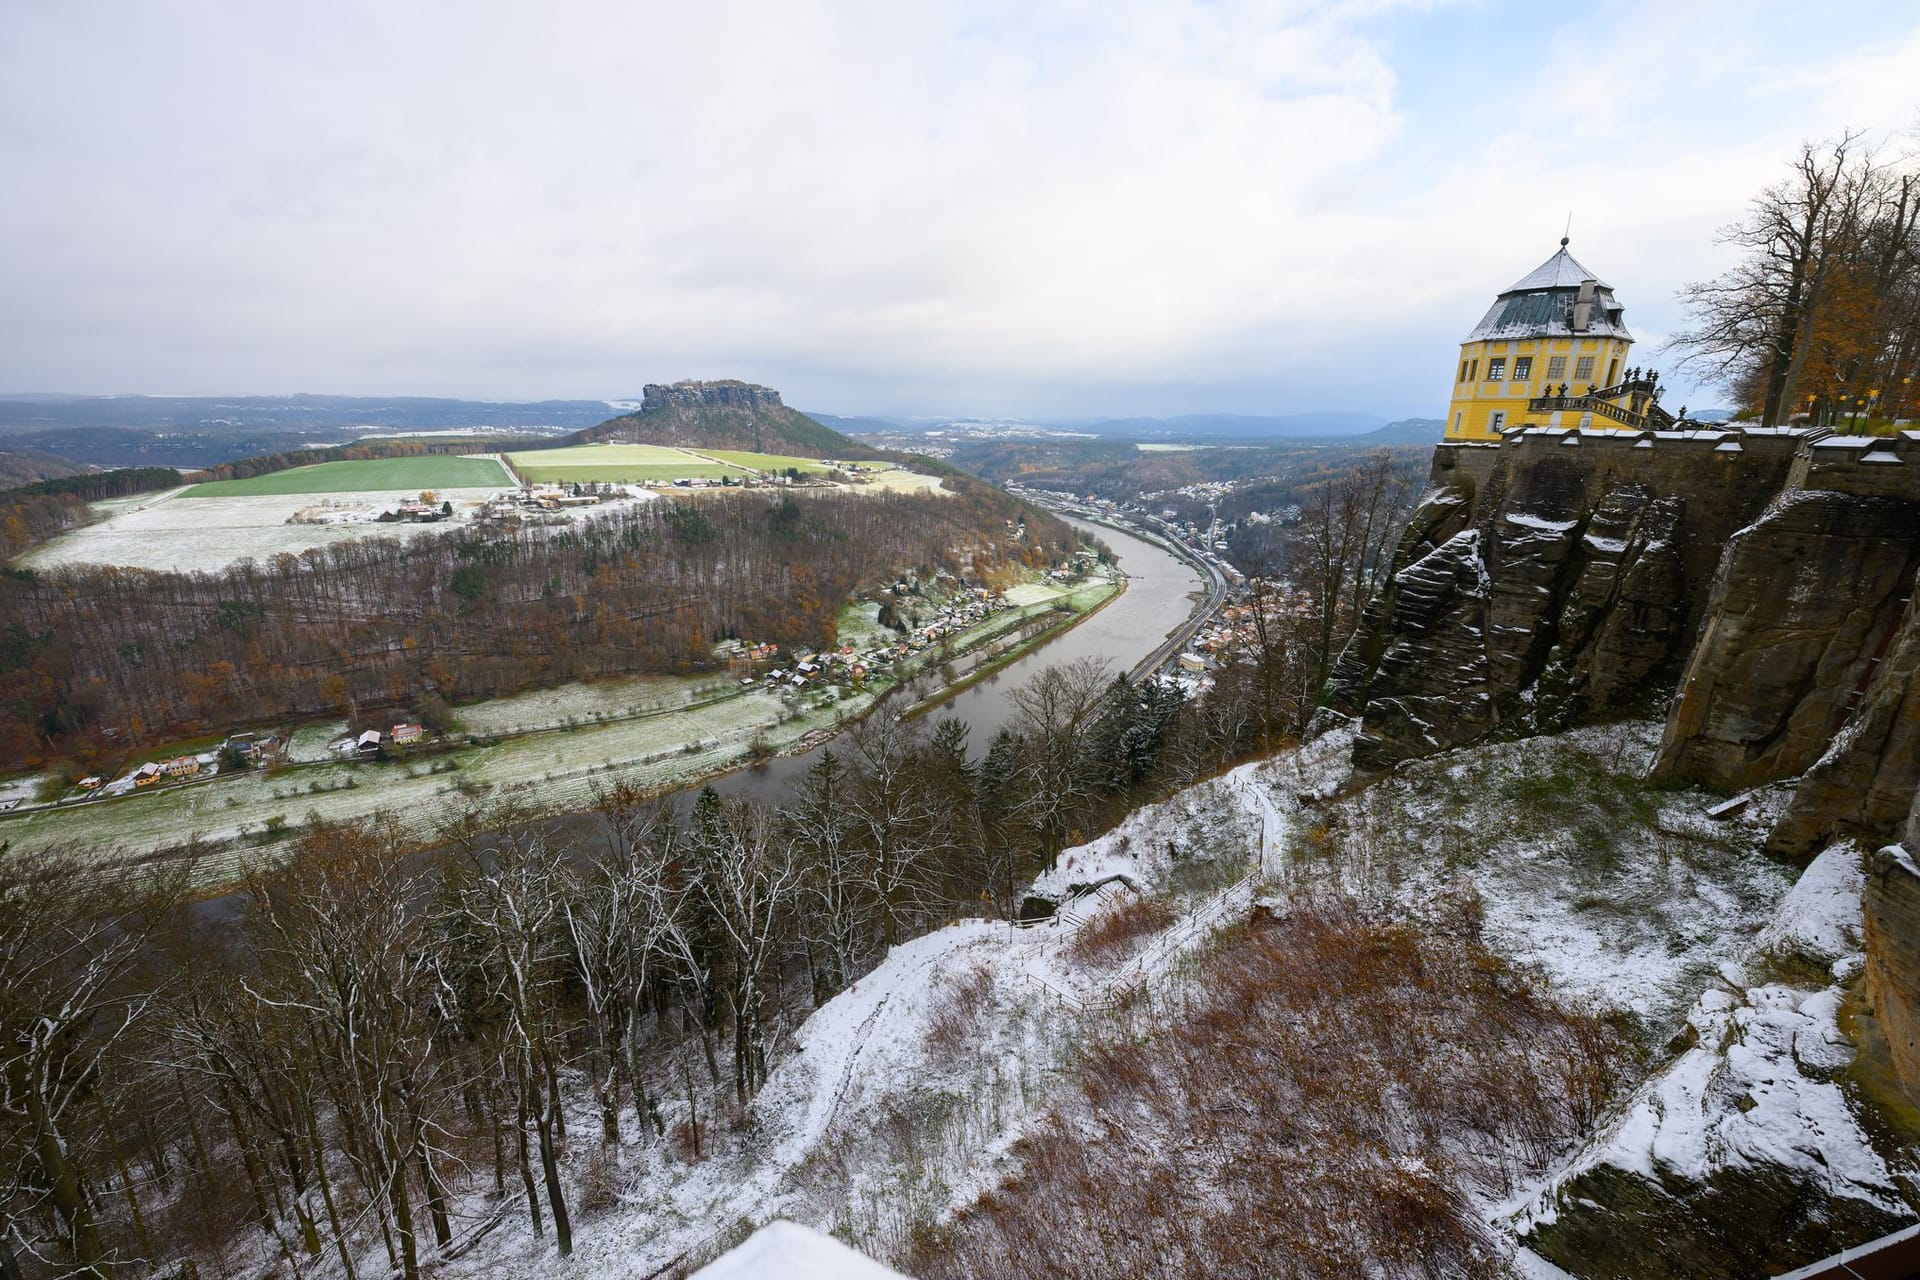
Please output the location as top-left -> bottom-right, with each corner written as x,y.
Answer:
1466,242 -> 1633,343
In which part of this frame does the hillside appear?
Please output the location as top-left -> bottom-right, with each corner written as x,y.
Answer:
1354,416 -> 1445,444
566,380 -> 865,457
0,445 -> 86,487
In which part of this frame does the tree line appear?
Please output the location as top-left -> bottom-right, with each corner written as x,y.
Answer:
0,484 -> 1078,768
0,651 -> 1282,1279
1671,128 -> 1920,427
0,469 -> 183,561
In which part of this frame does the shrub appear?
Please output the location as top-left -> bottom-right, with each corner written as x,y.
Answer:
924,965 -> 996,1058
1065,896 -> 1176,968
910,898 -> 1632,1280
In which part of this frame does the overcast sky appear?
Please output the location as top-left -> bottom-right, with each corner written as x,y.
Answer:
3,1 -> 1917,421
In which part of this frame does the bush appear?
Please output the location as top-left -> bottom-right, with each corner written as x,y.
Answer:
924,965 -> 996,1058
1065,896 -> 1176,968
910,898 -> 1632,1280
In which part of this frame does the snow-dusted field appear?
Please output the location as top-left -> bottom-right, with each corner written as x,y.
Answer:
20,486 -> 509,572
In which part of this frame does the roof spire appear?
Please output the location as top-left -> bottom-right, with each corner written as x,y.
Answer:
1562,211 -> 1572,248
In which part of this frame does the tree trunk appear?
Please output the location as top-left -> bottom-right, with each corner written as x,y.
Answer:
6,1058 -> 107,1277
410,1106 -> 452,1249
514,1073 -> 544,1239
304,1098 -> 357,1280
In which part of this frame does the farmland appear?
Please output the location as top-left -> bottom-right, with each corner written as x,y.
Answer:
700,449 -> 843,474
18,486 -> 510,573
183,454 -> 513,496
0,568 -> 1120,885
506,444 -> 746,483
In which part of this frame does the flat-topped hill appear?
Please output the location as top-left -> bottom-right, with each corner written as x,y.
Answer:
566,380 -> 859,458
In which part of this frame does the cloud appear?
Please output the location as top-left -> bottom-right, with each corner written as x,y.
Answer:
0,0 -> 1915,417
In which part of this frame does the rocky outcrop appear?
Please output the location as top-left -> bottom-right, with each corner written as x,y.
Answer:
1523,843 -> 1915,1279
570,380 -> 857,457
1653,492 -> 1920,794
1766,577 -> 1920,858
1333,431 -> 1799,766
1865,847 -> 1920,1108
641,379 -> 788,417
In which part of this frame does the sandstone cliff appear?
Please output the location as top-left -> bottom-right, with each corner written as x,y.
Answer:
1331,429 -> 1801,768
567,380 -> 860,457
1331,425 -> 1920,1278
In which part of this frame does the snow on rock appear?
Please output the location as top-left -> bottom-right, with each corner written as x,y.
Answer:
1559,981 -> 1892,1197
691,1220 -> 908,1280
1756,840 -> 1866,971
1519,838 -> 1917,1275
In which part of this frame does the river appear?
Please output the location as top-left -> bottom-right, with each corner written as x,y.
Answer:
712,516 -> 1209,802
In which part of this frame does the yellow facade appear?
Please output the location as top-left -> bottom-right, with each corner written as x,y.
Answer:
1446,334 -> 1634,440
1442,241 -> 1643,442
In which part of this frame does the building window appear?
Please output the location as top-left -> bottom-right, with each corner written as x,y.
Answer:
1606,358 -> 1619,385
1574,356 -> 1595,381
1489,411 -> 1507,432
1452,411 -> 1463,434
1459,360 -> 1471,383
1487,357 -> 1506,381
1513,357 -> 1533,381
1547,356 -> 1567,380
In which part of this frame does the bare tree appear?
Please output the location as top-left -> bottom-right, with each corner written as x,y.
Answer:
1667,131 -> 1918,425
0,847 -> 186,1278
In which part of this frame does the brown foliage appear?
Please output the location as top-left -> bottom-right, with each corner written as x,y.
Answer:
0,482 -> 1078,765
924,964 -> 996,1058
911,898 -> 1631,1280
1064,896 -> 1176,968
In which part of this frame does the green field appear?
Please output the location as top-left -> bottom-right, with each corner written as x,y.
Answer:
184,455 -> 513,496
507,444 -> 748,484
701,449 -> 839,474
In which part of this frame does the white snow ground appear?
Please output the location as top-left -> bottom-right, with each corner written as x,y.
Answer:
691,1220 -> 908,1279
1515,842 -> 1910,1238
411,721 -> 1854,1279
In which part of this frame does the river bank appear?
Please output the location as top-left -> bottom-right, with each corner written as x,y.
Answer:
0,562 -> 1127,888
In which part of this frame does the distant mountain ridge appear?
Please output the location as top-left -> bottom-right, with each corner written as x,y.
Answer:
0,446 -> 87,488
1078,411 -> 1389,440
1355,418 -> 1446,444
567,381 -> 861,457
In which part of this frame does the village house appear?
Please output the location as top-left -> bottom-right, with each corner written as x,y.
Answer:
391,723 -> 424,745
159,755 -> 200,780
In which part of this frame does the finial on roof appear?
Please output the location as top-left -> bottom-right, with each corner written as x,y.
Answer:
1560,236 -> 1570,247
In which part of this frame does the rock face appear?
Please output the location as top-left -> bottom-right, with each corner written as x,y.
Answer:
575,380 -> 856,457
1766,578 -> 1920,859
1653,493 -> 1920,793
1331,427 -> 1920,1279
1865,847 -> 1920,1106
1523,844 -> 1914,1280
1331,430 -> 1800,767
641,379 -> 788,417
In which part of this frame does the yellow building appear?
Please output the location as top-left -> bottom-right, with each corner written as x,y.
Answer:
1444,239 -> 1673,441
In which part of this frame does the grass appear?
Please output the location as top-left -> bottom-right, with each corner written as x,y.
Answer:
183,455 -> 512,496
507,444 -> 748,484
701,450 -> 865,474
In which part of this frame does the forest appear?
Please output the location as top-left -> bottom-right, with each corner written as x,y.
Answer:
0,480 -> 1077,769
0,647 -> 1314,1280
0,429 -> 1458,1277
0,469 -> 184,560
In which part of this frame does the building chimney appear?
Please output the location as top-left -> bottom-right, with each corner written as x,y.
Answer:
1572,279 -> 1596,332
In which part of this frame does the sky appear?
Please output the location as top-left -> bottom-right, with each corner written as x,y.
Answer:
2,1 -> 1917,422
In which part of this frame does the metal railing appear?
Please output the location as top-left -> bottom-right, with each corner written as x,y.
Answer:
1525,393 -> 1676,431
